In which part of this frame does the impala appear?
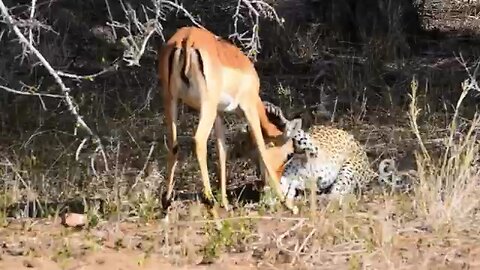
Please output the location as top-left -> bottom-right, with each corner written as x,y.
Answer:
157,26 -> 298,214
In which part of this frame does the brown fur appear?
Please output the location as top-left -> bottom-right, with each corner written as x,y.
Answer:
260,140 -> 295,182
157,26 -> 297,214
158,26 -> 282,135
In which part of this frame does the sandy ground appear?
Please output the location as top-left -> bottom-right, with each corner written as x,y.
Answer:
2,196 -> 480,270
0,217 -> 266,270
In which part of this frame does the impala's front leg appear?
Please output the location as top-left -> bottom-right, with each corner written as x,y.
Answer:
241,99 -> 299,215
214,116 -> 229,210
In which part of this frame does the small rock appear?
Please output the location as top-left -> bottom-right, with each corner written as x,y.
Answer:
61,213 -> 87,228
96,257 -> 106,265
6,247 -> 25,256
23,259 -> 35,268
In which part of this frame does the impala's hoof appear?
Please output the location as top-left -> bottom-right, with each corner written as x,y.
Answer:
161,194 -> 173,211
200,193 -> 217,208
161,214 -> 169,223
222,203 -> 231,212
285,199 -> 299,215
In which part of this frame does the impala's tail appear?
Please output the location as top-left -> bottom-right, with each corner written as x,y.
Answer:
182,38 -> 193,79
167,35 -> 194,87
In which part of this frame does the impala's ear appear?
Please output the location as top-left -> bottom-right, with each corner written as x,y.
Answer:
262,101 -> 288,130
284,118 -> 302,138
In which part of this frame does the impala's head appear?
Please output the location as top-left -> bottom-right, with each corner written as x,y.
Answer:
230,101 -> 331,181
229,101 -> 300,185
231,100 -> 330,154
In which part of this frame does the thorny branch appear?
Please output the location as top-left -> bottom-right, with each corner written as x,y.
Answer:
0,84 -> 62,111
28,0 -> 36,48
0,85 -> 62,99
0,0 -> 109,173
110,0 -> 283,66
104,0 -> 118,41
110,0 -> 203,66
0,0 -> 285,175
230,0 -> 284,60
57,61 -> 120,81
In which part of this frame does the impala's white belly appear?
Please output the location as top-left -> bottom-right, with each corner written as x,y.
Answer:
174,49 -> 248,113
218,93 -> 239,112
178,85 -> 239,113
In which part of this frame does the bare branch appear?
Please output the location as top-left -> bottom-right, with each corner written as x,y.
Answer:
230,0 -> 284,60
104,0 -> 118,40
0,84 -> 53,111
28,0 -> 37,47
75,138 -> 89,162
132,142 -> 156,190
0,84 -> 62,99
57,61 -> 120,81
160,0 -> 204,29
106,0 -> 204,66
0,0 -> 109,172
122,25 -> 156,66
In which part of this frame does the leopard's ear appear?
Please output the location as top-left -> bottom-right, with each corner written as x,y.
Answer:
378,158 -> 396,176
290,118 -> 303,130
284,118 -> 303,138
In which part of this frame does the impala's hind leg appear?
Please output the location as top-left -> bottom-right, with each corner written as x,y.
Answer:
163,91 -> 179,210
214,116 -> 229,210
195,102 -> 218,206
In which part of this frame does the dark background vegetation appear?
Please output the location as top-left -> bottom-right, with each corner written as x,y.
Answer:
1,0 -> 480,216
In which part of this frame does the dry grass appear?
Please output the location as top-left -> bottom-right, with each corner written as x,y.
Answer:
2,74 -> 480,269
2,1 -> 480,269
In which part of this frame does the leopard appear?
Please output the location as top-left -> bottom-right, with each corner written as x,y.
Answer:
231,101 -> 416,202
278,116 -> 377,200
